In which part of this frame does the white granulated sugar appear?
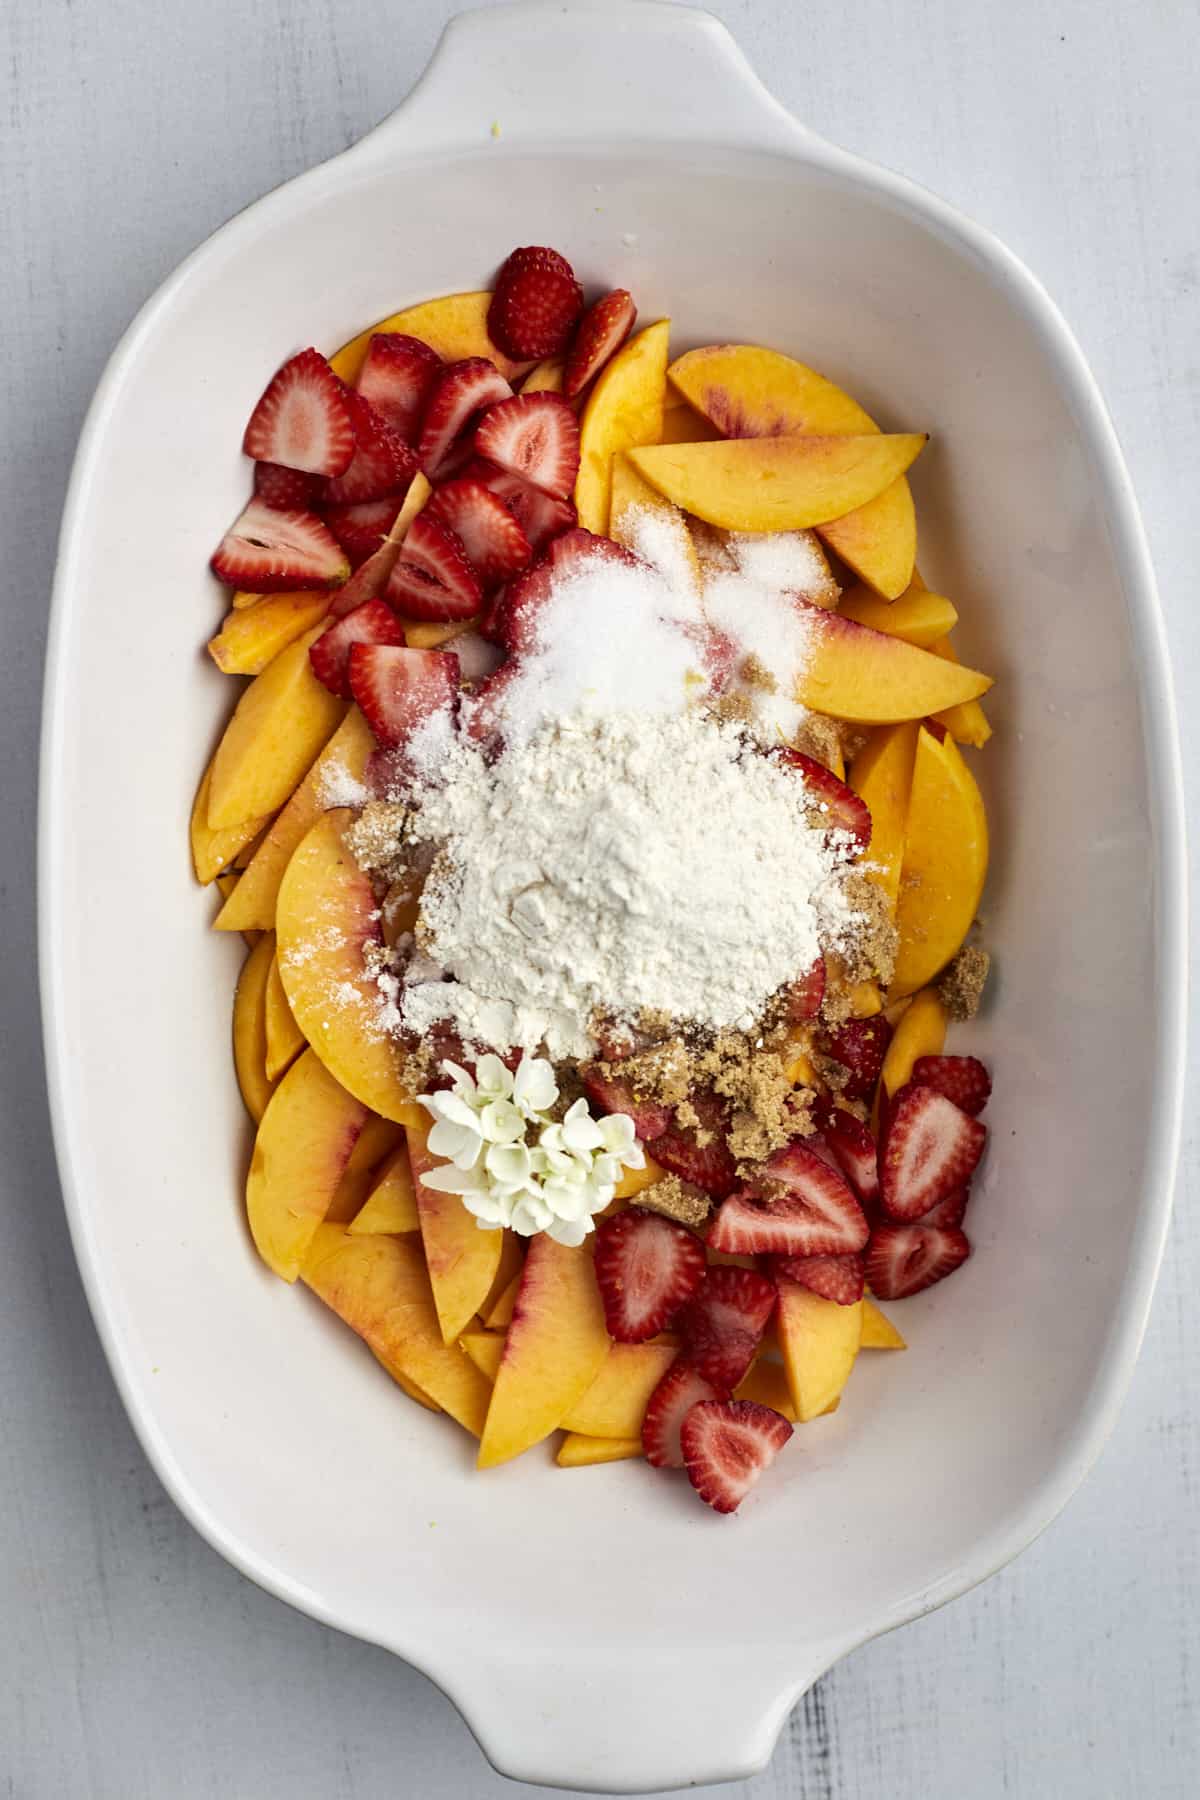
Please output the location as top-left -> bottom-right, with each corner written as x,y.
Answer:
318,756 -> 369,810
397,709 -> 863,1059
727,529 -> 837,603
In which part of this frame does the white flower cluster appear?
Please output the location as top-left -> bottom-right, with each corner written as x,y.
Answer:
417,1055 -> 644,1247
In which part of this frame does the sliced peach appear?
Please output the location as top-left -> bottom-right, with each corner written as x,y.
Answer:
777,1278 -> 863,1422
232,934 -> 276,1124
575,320 -> 670,534
302,1226 -> 491,1435
329,291 -> 528,383
483,1270 -> 523,1330
460,1330 -> 505,1381
893,728 -> 988,997
879,986 -> 948,1095
373,1352 -> 442,1412
401,618 -> 477,649
207,627 -> 345,830
629,434 -> 926,533
796,604 -> 992,724
561,1342 -> 678,1437
657,396 -> 718,445
190,760 -> 272,886
521,356 -> 565,393
613,1153 -> 666,1201
930,638 -> 994,747
479,1230 -> 525,1321
819,477 -> 916,599
609,452 -> 701,586
861,1298 -> 906,1350
247,1049 -> 368,1281
407,1120 -> 504,1345
849,722 -> 919,911
349,1140 -> 420,1235
215,873 -> 260,950
556,1434 -> 643,1467
263,950 -> 305,1081
477,1238 -> 611,1468
207,590 -> 332,677
840,582 -> 958,648
326,1114 -> 404,1224
275,808 -> 414,1122
214,707 -> 374,935
734,1358 -> 797,1419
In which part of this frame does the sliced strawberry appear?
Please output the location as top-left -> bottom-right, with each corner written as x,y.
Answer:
772,747 -> 871,850
564,289 -> 637,398
385,514 -> 482,622
494,527 -> 638,654
711,1142 -> 868,1257
918,1186 -> 970,1230
462,658 -> 522,750
781,957 -> 826,1024
676,1265 -> 777,1391
417,359 -> 513,477
308,596 -> 406,698
474,392 -> 580,499
580,1066 -> 671,1142
242,347 -> 355,476
821,1109 -> 880,1204
593,1208 -> 706,1344
356,333 -> 442,443
910,1054 -> 992,1117
347,643 -> 459,751
774,1251 -> 865,1305
426,479 -> 532,588
680,1399 -> 793,1515
321,390 -> 417,507
211,500 -> 349,593
825,1015 -> 893,1104
488,246 -> 584,360
865,1222 -> 970,1300
653,1092 -> 737,1199
880,1083 -> 988,1221
642,1360 -> 726,1469
461,457 -> 578,552
253,460 -> 320,511
324,493 -> 407,570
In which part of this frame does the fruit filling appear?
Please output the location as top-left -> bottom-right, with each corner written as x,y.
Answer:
196,244 -> 997,1514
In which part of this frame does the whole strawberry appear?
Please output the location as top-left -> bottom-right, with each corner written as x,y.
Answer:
488,246 -> 584,360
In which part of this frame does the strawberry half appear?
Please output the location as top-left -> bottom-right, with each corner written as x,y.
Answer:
918,1187 -> 970,1230
825,1015 -> 893,1104
676,1265 -> 777,1391
781,957 -> 826,1024
879,1083 -> 988,1221
680,1399 -> 794,1515
356,332 -> 442,443
564,289 -> 637,398
773,747 -> 871,850
462,658 -> 522,751
593,1208 -> 707,1343
642,1361 -> 727,1469
710,1144 -> 868,1258
494,527 -> 639,654
865,1222 -> 971,1300
324,494 -> 407,570
321,390 -> 418,508
474,392 -> 580,499
242,347 -> 355,476
347,643 -> 460,751
910,1054 -> 992,1117
461,458 -> 578,552
426,479 -> 532,588
308,596 -> 406,698
774,1251 -> 865,1305
488,246 -> 584,360
417,359 -> 513,477
653,1092 -> 737,1198
580,1066 -> 671,1142
821,1109 -> 880,1204
385,514 -> 482,621
211,500 -> 349,592
253,460 -> 320,511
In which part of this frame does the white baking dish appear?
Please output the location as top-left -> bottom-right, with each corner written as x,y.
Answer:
39,3 -> 1186,1790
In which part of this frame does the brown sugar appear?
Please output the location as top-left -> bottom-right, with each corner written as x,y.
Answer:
739,652 -> 778,694
832,874 -> 898,992
345,801 -> 409,884
633,1176 -> 712,1231
939,944 -> 990,1020
791,713 -> 845,773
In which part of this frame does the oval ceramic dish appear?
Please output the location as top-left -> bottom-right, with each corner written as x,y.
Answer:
40,3 -> 1186,1790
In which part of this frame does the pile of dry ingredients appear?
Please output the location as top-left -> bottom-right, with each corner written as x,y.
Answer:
345,511 -> 895,1173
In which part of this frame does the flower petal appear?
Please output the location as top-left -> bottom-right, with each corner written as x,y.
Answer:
514,1056 -> 558,1114
545,1214 -> 591,1248
560,1097 -> 605,1153
474,1054 -> 514,1100
485,1141 -> 533,1186
417,1162 -> 488,1197
426,1118 -> 483,1170
478,1098 -> 525,1144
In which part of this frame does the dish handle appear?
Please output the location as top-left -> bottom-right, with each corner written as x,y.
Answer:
350,1 -> 810,161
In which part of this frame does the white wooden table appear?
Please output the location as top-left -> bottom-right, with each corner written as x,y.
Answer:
3,1 -> 1198,1793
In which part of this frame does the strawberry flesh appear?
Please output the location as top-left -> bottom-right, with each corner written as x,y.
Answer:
488,246 -> 584,360
917,1186 -> 970,1230
821,1108 -> 880,1203
580,1066 -> 671,1142
308,596 -> 406,698
781,957 -> 826,1024
493,527 -> 637,655
772,747 -> 871,850
593,1208 -> 707,1343
461,457 -> 578,552
385,513 -> 482,622
642,1361 -> 727,1469
242,347 -> 355,476
324,493 -> 407,570
417,359 -> 513,477
710,1141 -> 868,1258
211,500 -> 349,592
652,1091 -> 737,1198
253,460 -> 320,511
680,1399 -> 794,1515
676,1265 -> 777,1390
356,332 -> 442,443
774,1251 -> 865,1305
910,1054 -> 992,1116
880,1083 -> 988,1221
564,289 -> 637,398
865,1222 -> 971,1299
348,643 -> 459,753
825,1015 -> 893,1103
426,478 -> 533,588
474,392 -> 581,499
321,390 -> 418,507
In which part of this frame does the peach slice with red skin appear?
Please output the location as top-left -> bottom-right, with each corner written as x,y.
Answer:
795,602 -> 992,724
246,1047 -> 368,1281
407,1120 -> 504,1345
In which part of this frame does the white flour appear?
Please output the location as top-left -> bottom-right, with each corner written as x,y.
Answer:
397,709 -> 863,1059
